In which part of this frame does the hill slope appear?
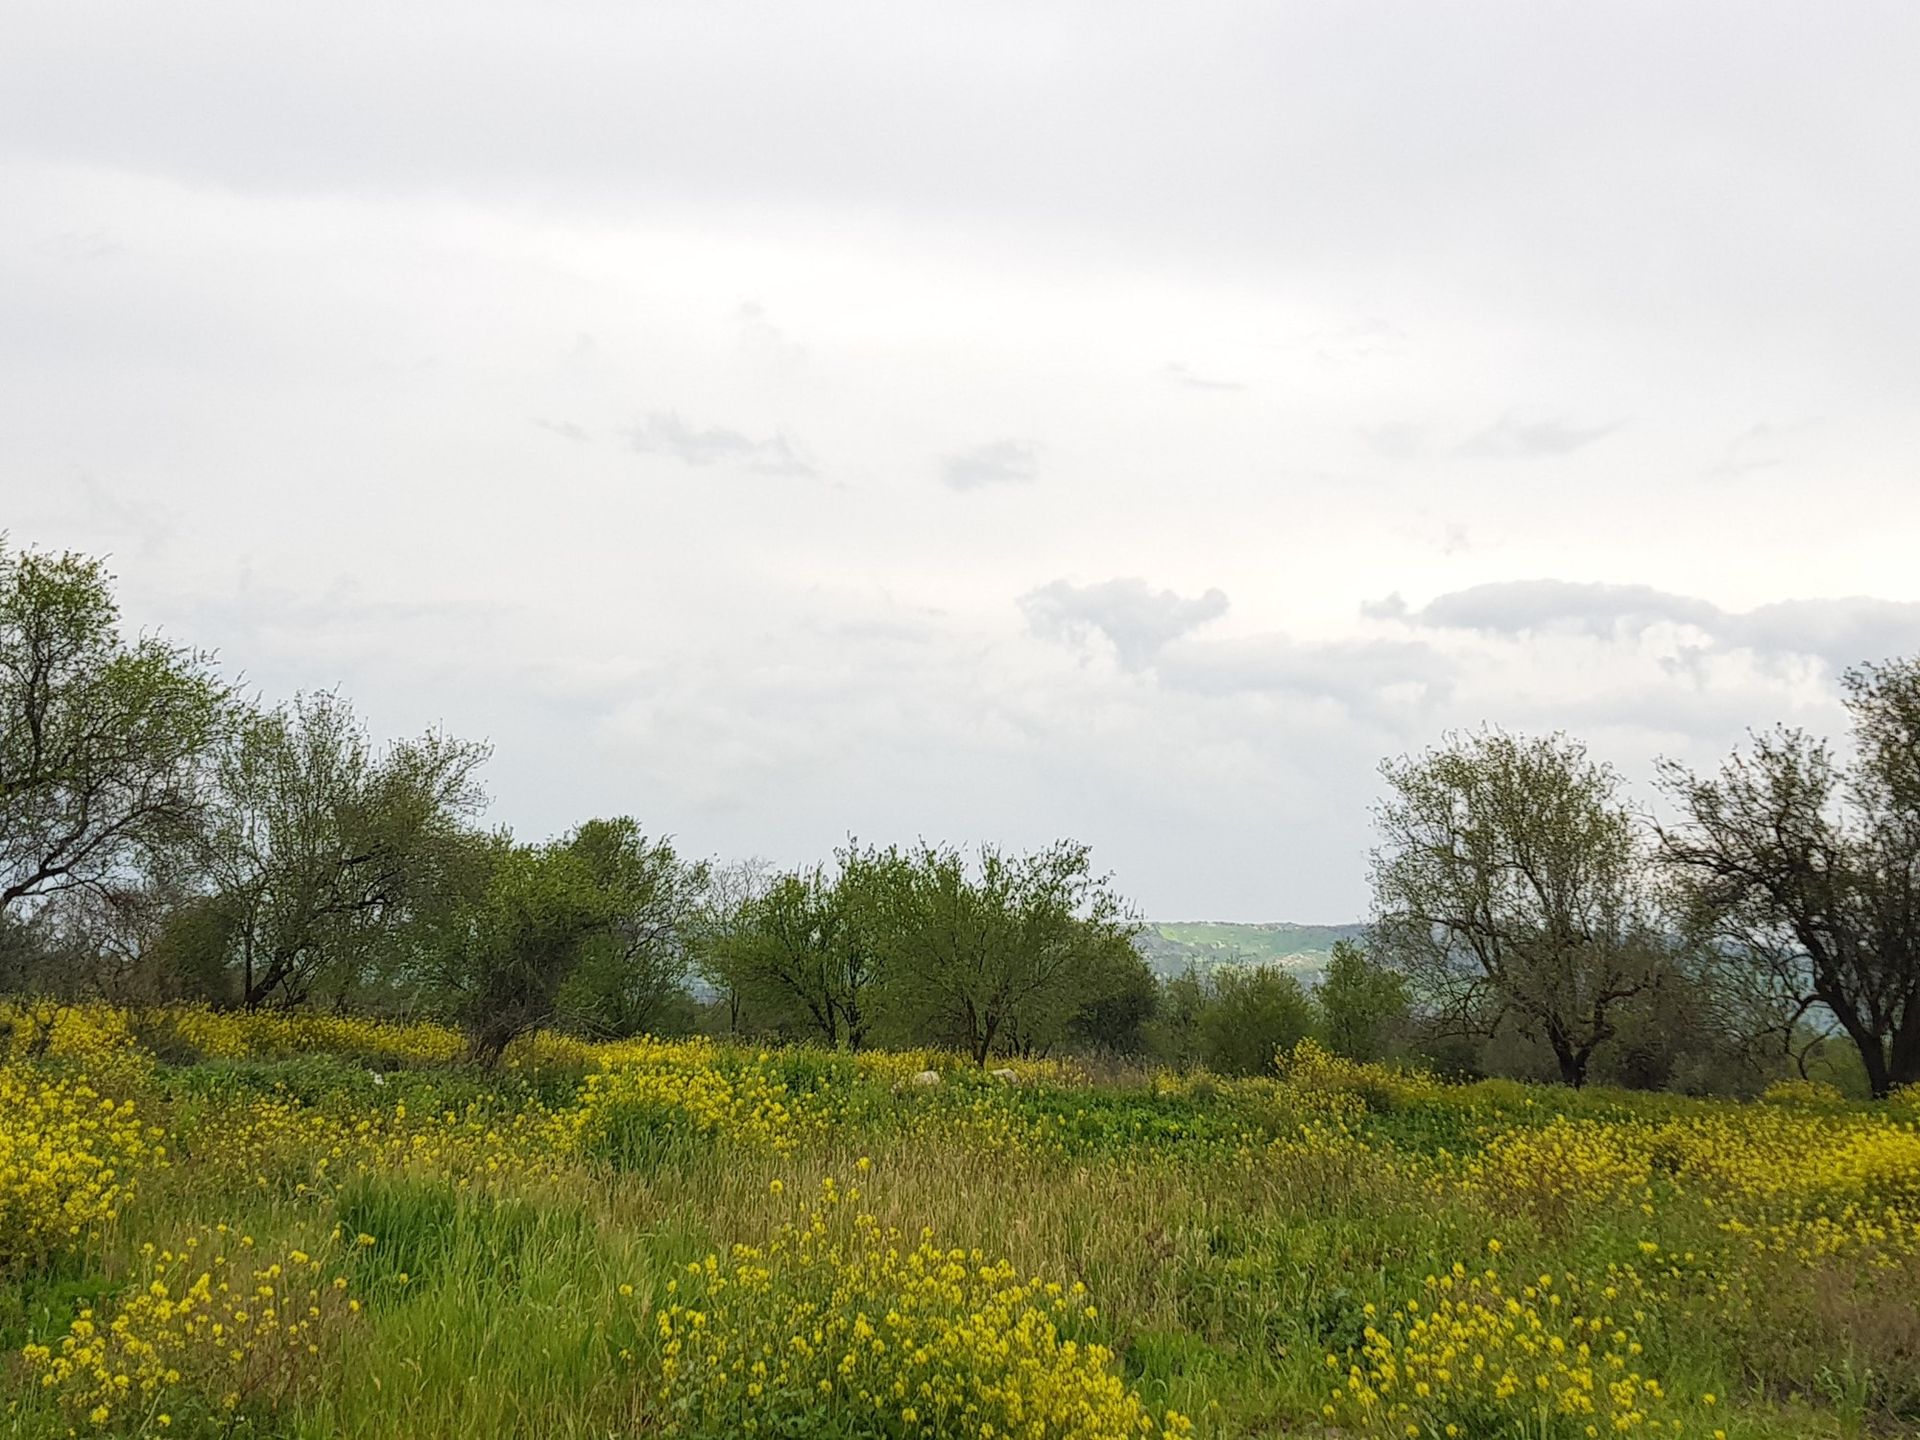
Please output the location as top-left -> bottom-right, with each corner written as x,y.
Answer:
1138,920 -> 1366,981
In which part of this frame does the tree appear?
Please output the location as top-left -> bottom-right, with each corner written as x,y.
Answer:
1065,940 -> 1159,1056
0,543 -> 228,916
1369,729 -> 1665,1088
702,853 -> 886,1050
429,838 -> 614,1064
1660,659 -> 1920,1099
1315,939 -> 1408,1062
203,691 -> 489,1008
555,817 -> 709,1037
1197,963 -> 1314,1076
1145,964 -> 1210,1068
882,840 -> 1139,1065
689,856 -> 774,1034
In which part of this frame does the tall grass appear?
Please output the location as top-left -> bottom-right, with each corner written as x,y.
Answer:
4,1011 -> 1918,1438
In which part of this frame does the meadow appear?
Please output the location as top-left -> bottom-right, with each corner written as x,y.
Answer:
3,1003 -> 1917,1440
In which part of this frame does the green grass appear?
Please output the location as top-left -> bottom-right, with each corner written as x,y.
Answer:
5,1032 -> 1918,1440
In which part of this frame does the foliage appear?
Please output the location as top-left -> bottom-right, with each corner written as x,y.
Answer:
880,840 -> 1140,1065
1371,729 -> 1671,1087
1661,658 -> 1920,1098
555,816 -> 709,1038
700,859 -> 881,1050
0,542 -> 229,918
200,690 -> 490,1010
1194,964 -> 1313,1077
1314,940 -> 1408,1063
427,839 -> 616,1063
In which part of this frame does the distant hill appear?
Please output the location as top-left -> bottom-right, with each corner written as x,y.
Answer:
1137,920 -> 1367,982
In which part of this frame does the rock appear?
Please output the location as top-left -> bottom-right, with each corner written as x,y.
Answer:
989,1067 -> 1018,1084
910,1069 -> 942,1087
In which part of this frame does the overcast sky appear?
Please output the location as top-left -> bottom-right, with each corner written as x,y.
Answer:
6,2 -> 1919,920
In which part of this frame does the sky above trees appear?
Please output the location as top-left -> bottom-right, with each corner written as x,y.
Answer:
4,2 -> 1918,920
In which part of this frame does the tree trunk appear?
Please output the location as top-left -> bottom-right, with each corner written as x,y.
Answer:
1830,1001 -> 1892,1099
1548,1031 -> 1589,1088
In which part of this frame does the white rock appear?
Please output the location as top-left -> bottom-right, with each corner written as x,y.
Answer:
910,1068 -> 942,1087
989,1067 -> 1018,1084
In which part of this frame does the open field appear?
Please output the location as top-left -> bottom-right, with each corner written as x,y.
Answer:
4,1004 -> 1918,1440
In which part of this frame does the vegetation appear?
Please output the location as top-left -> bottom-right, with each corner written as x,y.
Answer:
6,535 -> 1920,1434
2,1004 -> 1918,1438
1659,658 -> 1920,1099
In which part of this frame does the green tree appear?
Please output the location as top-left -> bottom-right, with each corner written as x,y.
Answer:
1144,963 -> 1209,1068
689,856 -> 774,1035
1660,658 -> 1920,1099
203,691 -> 490,1008
430,838 -> 614,1063
1370,729 -> 1666,1088
1197,963 -> 1314,1076
702,851 -> 889,1050
1314,939 -> 1408,1062
0,543 -> 228,915
555,816 -> 709,1037
881,840 -> 1138,1065
1065,940 -> 1160,1056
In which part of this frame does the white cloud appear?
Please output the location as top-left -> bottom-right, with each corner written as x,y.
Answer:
5,3 -> 1920,915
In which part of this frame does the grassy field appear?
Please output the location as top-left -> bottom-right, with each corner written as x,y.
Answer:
3,1004 -> 1918,1439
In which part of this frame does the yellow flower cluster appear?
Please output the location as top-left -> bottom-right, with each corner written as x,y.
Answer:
174,1091 -> 578,1199
0,1002 -> 154,1089
1463,1118 -> 1658,1225
1326,1263 -> 1709,1438
22,1230 -> 357,1430
1274,1037 -> 1442,1108
149,1005 -> 466,1066
0,1065 -> 160,1269
575,1045 -> 819,1157
647,1175 -> 1192,1440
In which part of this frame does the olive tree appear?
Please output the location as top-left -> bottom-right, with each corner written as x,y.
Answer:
429,836 -> 614,1064
0,543 -> 228,916
555,817 -> 709,1036
1369,729 -> 1665,1088
698,846 -> 897,1050
202,691 -> 489,1008
881,840 -> 1139,1065
1660,659 -> 1920,1099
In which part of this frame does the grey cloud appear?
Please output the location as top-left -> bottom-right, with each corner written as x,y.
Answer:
1386,579 -> 1920,670
1734,598 -> 1920,671
626,411 -> 814,476
1457,413 -> 1620,459
1412,580 -> 1721,637
533,417 -> 590,442
942,439 -> 1037,492
1157,634 -> 1452,714
1019,577 -> 1228,670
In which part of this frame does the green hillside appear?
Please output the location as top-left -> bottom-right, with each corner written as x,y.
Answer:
1138,920 -> 1366,980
